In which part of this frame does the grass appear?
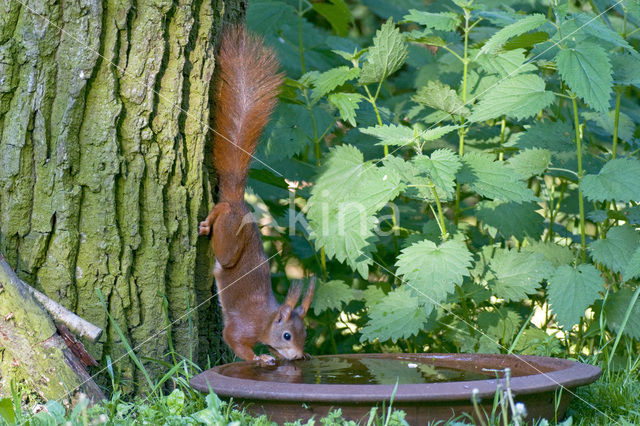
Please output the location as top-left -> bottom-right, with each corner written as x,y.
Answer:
1,353 -> 638,425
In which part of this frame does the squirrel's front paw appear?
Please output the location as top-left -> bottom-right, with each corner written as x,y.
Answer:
253,354 -> 276,366
198,220 -> 211,236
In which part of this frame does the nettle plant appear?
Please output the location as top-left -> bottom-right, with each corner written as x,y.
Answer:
247,0 -> 640,358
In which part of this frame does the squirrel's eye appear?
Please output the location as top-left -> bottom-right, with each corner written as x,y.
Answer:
283,332 -> 291,341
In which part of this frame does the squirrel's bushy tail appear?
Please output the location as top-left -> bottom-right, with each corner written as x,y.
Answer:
213,26 -> 282,203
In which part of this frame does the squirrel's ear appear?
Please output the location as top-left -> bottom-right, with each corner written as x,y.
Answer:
280,281 -> 302,322
276,304 -> 293,323
295,276 -> 315,319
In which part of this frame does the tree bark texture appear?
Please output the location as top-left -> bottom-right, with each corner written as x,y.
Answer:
0,255 -> 105,402
0,0 -> 244,392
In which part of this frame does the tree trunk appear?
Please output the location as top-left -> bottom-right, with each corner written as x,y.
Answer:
0,0 -> 243,394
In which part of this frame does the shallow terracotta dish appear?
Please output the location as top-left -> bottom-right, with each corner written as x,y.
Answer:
190,353 -> 601,423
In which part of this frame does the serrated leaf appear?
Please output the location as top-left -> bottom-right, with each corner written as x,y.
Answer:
259,103 -> 312,159
611,52 -> 640,86
361,287 -> 428,342
522,240 -> 575,267
360,18 -> 408,84
605,288 -> 640,339
469,73 -> 555,122
311,67 -> 360,102
478,308 -> 522,344
581,158 -> 640,203
476,48 -> 537,77
457,152 -> 538,203
411,149 -> 461,202
311,280 -> 354,315
582,111 -> 635,142
403,10 -> 461,31
507,148 -> 551,179
547,264 -> 603,330
623,246 -> 640,282
404,149 -> 462,202
489,249 -> 553,302
589,225 -> 640,275
503,31 -> 549,50
512,326 -> 562,356
312,0 -> 352,37
396,239 -> 473,312
511,121 -> 574,153
360,124 -> 417,146
413,80 -> 470,117
361,124 -> 459,146
307,145 -> 403,277
328,92 -> 364,126
476,200 -> 544,241
573,13 -> 633,52
555,43 -> 613,113
479,13 -> 547,55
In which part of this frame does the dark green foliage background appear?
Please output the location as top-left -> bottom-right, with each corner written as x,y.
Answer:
245,0 -> 640,364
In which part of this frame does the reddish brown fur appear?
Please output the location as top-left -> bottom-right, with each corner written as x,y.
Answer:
199,26 -> 313,364
213,26 -> 282,203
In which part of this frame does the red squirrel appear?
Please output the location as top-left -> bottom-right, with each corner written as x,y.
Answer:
199,26 -> 315,365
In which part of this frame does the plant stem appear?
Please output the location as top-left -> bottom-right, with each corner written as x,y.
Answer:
612,87 -> 621,160
499,116 -> 506,161
455,9 -> 472,224
429,178 -> 448,240
364,85 -> 387,156
571,95 -> 587,263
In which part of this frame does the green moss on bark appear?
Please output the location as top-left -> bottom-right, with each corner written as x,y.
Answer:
0,0 -> 239,394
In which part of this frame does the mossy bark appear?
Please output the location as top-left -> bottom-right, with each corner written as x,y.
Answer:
0,0 -> 242,393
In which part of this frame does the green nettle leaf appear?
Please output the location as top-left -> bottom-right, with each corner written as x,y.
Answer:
582,111 -> 635,142
477,308 -> 522,345
307,145 -> 403,277
506,148 -> 551,179
411,149 -> 462,202
513,326 -> 563,356
469,73 -> 555,122
580,158 -> 640,203
360,124 -> 459,146
360,124 -> 417,146
522,240 -> 575,268
312,0 -> 352,37
547,264 -> 603,330
476,48 -> 537,77
361,287 -> 428,342
413,80 -> 470,117
479,13 -> 547,55
489,249 -> 553,302
328,92 -> 364,126
611,52 -> 640,86
555,42 -> 613,113
511,121 -> 574,153
573,13 -> 633,52
476,201 -> 544,241
589,225 -> 640,275
360,18 -> 408,84
605,288 -> 640,340
259,103 -> 312,159
311,66 -> 360,102
623,246 -> 640,282
403,10 -> 461,31
503,31 -> 549,50
457,153 -> 538,203
311,280 -> 355,315
396,239 -> 473,312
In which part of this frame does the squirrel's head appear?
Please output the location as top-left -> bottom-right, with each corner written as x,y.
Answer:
265,277 -> 315,360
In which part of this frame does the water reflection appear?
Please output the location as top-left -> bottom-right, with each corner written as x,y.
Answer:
217,356 -> 494,385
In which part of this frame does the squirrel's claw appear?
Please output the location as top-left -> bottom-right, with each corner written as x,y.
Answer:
253,354 -> 276,366
198,221 -> 211,236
